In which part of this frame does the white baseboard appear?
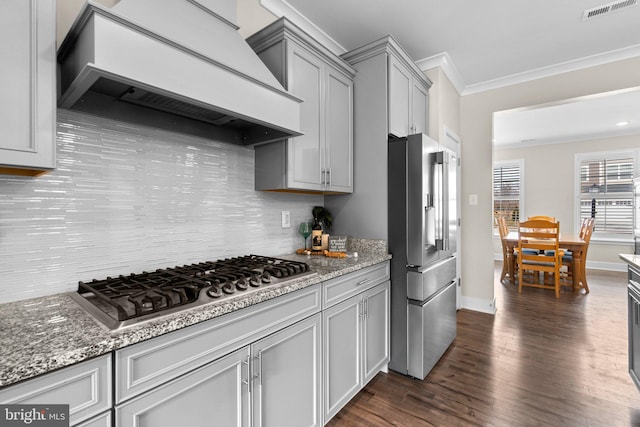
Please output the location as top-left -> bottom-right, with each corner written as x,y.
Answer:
586,260 -> 627,272
460,295 -> 497,315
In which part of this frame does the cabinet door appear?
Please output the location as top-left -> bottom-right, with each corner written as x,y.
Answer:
388,55 -> 411,138
322,295 -> 361,422
116,347 -> 250,427
412,80 -> 428,135
362,282 -> 390,384
325,66 -> 353,193
0,0 -> 55,173
287,43 -> 324,191
252,313 -> 321,427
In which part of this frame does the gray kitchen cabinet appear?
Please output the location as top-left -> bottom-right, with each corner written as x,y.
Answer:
0,354 -> 112,426
321,262 -> 390,424
252,313 -> 322,427
388,53 -> 429,138
116,347 -> 250,427
0,0 -> 56,176
362,282 -> 391,384
115,284 -> 320,403
248,18 -> 355,194
116,315 -> 321,427
322,292 -> 361,421
628,263 -> 640,391
114,284 -> 321,426
325,36 -> 431,241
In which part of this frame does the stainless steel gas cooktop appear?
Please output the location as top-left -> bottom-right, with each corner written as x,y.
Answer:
70,255 -> 315,331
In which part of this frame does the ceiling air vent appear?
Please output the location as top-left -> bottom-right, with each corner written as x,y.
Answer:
582,0 -> 637,20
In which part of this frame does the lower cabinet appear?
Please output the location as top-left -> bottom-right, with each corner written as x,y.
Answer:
116,313 -> 322,427
252,313 -> 322,427
0,354 -> 112,427
323,281 -> 390,423
628,264 -> 640,391
116,347 -> 250,426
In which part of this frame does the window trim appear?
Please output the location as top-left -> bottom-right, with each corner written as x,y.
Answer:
574,149 -> 638,243
493,159 -> 525,234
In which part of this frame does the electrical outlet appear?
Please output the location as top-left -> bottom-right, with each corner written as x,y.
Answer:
282,211 -> 291,228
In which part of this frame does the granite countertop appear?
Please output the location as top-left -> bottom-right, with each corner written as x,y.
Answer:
620,253 -> 640,269
0,239 -> 390,388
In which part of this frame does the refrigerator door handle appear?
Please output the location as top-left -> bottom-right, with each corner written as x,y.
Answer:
442,152 -> 450,251
434,151 -> 447,250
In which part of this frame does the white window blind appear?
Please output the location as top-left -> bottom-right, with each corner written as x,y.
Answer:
494,161 -> 523,229
579,155 -> 634,237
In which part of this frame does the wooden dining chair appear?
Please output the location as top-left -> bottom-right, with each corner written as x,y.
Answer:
562,218 -> 594,293
497,216 -> 512,284
527,215 -> 556,222
517,219 -> 564,298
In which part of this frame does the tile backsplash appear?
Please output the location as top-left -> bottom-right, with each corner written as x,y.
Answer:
0,110 -> 322,304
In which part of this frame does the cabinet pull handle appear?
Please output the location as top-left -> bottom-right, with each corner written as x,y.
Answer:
357,278 -> 371,286
364,298 -> 368,318
255,352 -> 262,385
327,168 -> 331,186
242,355 -> 251,389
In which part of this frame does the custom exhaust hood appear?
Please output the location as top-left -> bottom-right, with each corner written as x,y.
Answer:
57,0 -> 302,146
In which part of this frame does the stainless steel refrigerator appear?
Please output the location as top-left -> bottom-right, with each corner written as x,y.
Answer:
388,133 -> 458,379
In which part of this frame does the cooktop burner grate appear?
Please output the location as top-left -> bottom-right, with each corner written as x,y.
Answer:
72,255 -> 314,330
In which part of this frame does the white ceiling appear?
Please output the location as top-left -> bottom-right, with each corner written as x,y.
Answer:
493,87 -> 640,146
260,0 -> 640,145
266,0 -> 640,91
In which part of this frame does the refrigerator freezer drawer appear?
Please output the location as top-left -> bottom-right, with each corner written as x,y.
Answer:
407,281 -> 457,379
407,256 -> 456,301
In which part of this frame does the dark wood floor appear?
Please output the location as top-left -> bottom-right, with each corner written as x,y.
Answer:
327,263 -> 640,426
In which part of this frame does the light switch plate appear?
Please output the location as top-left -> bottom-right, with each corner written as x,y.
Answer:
469,194 -> 478,205
281,211 -> 291,228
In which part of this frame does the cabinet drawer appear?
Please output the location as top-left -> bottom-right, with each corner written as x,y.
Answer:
323,262 -> 389,308
0,354 -> 112,426
115,284 -> 321,403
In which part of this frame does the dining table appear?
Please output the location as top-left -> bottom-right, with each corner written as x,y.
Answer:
502,231 -> 589,293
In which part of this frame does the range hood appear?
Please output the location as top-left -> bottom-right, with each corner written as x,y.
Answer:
57,0 -> 302,146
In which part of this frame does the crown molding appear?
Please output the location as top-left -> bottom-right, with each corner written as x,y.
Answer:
258,2 -> 640,96
259,0 -> 347,55
463,43 -> 640,95
415,52 -> 465,96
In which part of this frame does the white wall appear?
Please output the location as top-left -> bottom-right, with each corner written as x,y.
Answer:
461,56 -> 640,305
425,67 -> 461,144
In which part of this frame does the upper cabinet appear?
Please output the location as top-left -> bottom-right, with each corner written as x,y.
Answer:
248,18 -> 355,194
324,36 -> 431,239
0,0 -> 56,177
388,48 -> 429,138
343,36 -> 431,140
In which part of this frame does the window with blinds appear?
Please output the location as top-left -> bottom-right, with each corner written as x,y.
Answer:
578,154 -> 635,237
494,161 -> 523,229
